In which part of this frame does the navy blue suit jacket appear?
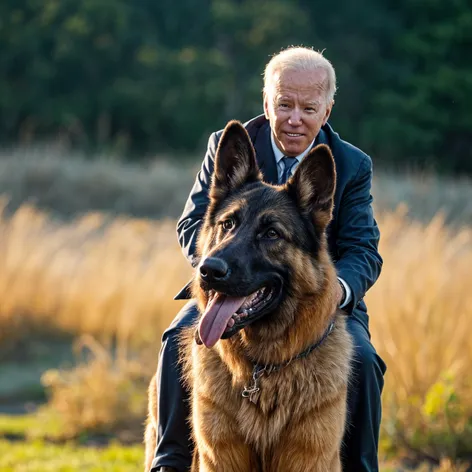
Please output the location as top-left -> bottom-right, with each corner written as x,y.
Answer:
175,115 -> 382,321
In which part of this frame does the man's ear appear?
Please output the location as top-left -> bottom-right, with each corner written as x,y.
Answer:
285,144 -> 336,230
263,93 -> 270,120
210,120 -> 261,202
322,100 -> 334,126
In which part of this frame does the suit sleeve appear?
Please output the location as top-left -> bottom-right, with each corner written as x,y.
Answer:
176,132 -> 219,268
334,155 -> 382,312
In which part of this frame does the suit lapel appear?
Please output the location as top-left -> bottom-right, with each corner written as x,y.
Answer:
254,121 -> 278,184
314,125 -> 329,147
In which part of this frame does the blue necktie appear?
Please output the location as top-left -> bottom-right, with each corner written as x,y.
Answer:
280,157 -> 297,183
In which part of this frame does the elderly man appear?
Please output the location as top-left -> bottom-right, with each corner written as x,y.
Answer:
150,46 -> 386,472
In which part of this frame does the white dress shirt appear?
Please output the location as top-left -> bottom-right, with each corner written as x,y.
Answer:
270,133 -> 352,309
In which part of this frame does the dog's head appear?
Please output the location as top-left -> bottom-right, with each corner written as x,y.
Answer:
193,120 -> 336,348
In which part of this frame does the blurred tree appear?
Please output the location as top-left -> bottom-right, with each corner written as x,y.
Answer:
0,0 -> 471,173
0,0 -> 306,154
362,0 -> 472,173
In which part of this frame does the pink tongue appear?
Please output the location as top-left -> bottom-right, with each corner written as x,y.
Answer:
198,294 -> 246,348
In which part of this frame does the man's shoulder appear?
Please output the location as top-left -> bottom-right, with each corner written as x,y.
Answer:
213,114 -> 268,142
323,123 -> 372,172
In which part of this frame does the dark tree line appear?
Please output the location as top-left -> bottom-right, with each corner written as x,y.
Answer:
1,0 -> 471,174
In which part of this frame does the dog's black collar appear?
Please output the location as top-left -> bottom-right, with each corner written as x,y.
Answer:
242,318 -> 336,403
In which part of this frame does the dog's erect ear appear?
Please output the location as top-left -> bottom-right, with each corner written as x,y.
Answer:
285,144 -> 336,230
210,120 -> 261,201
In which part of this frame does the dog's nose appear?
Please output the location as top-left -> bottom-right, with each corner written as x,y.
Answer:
199,257 -> 229,282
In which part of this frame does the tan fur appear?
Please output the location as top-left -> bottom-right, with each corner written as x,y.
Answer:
144,376 -> 158,472
144,123 -> 353,472
180,258 -> 352,472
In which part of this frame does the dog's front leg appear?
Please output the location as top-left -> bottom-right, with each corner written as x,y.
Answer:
270,440 -> 342,472
269,403 -> 345,472
192,401 -> 259,472
268,394 -> 346,472
194,441 -> 258,472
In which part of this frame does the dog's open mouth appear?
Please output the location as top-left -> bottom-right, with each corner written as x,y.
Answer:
198,285 -> 280,348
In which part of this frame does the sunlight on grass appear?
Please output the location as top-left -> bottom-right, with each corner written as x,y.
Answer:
367,207 -> 472,462
0,198 -> 191,351
0,202 -> 471,465
0,413 -> 62,440
0,439 -> 143,472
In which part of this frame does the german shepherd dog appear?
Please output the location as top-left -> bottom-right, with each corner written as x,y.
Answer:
145,121 -> 353,472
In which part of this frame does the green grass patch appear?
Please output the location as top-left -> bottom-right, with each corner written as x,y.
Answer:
0,413 -> 64,441
0,414 -> 43,438
0,439 -> 144,471
0,413 -> 144,471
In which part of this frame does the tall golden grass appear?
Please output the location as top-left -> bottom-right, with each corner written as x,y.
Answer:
0,200 -> 471,464
0,198 -> 191,352
367,206 -> 472,462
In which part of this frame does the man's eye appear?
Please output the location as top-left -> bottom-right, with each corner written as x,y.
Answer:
265,228 -> 280,240
222,219 -> 235,231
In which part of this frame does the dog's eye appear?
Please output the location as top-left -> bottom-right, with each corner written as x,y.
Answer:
265,228 -> 280,240
222,219 -> 235,231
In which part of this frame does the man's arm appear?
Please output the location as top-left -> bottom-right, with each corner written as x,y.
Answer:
176,132 -> 219,268
334,154 -> 383,312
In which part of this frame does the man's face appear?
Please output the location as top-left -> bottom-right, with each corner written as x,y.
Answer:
264,68 -> 333,157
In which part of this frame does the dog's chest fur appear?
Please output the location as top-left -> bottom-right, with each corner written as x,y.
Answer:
189,322 -> 352,455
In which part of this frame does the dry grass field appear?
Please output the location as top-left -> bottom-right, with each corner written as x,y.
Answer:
0,152 -> 471,470
0,199 -> 190,352
367,208 -> 472,465
0,202 -> 471,468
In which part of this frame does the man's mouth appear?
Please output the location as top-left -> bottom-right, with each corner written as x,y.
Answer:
286,132 -> 304,138
197,285 -> 281,348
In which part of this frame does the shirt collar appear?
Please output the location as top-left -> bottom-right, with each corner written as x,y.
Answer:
270,132 -> 317,164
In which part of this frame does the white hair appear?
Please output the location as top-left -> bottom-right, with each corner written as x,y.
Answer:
263,46 -> 337,105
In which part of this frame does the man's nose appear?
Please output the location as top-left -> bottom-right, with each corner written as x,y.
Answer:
288,108 -> 302,126
199,257 -> 230,282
